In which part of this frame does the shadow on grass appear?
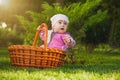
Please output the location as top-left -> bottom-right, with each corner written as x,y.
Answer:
0,59 -> 120,74
0,49 -> 120,74
61,62 -> 120,74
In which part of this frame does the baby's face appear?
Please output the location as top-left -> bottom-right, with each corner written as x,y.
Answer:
53,20 -> 68,33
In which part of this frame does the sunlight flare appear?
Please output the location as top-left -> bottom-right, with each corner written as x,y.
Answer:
0,0 -> 9,6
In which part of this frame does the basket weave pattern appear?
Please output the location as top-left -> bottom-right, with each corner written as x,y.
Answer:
8,23 -> 66,68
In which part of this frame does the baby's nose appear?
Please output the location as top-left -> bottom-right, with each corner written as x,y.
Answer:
61,23 -> 64,27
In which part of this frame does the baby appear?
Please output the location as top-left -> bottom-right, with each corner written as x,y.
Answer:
38,14 -> 75,51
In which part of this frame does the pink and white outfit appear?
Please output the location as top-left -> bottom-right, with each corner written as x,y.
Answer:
40,30 -> 75,51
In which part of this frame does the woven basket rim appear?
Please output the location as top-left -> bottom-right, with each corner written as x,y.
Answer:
8,45 -> 66,54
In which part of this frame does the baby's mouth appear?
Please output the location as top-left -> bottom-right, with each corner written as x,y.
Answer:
61,28 -> 64,30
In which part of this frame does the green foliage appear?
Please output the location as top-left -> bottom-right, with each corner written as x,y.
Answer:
83,21 -> 110,46
84,10 -> 108,28
80,10 -> 108,46
67,0 -> 101,23
101,0 -> 120,18
0,27 -> 23,47
16,11 -> 44,45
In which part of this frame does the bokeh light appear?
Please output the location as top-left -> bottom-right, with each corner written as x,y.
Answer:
0,22 -> 7,28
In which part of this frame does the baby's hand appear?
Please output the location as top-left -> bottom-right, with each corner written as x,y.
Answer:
63,35 -> 71,45
37,26 -> 45,31
37,26 -> 41,31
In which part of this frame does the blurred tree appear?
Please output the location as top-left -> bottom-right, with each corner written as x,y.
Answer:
55,0 -> 65,6
82,10 -> 108,52
100,0 -> 120,48
0,27 -> 24,47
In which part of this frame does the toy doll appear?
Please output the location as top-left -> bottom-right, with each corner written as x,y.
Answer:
38,14 -> 75,51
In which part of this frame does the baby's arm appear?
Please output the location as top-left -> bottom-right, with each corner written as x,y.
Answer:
38,28 -> 52,43
62,33 -> 76,50
39,30 -> 45,41
37,26 -> 45,41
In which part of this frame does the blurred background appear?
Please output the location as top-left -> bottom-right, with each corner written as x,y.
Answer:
0,0 -> 120,52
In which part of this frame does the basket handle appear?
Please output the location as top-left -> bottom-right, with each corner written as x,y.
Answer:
32,23 -> 48,50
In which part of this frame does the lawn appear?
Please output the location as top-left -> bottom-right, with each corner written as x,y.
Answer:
0,47 -> 120,80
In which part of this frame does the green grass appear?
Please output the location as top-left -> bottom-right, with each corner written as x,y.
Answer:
0,48 -> 120,80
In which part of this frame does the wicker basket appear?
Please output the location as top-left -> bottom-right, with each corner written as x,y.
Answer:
8,23 -> 66,68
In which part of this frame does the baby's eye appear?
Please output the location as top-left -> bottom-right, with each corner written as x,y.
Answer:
59,21 -> 62,24
64,22 -> 67,25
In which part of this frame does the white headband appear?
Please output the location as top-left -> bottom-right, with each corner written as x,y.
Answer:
50,14 -> 69,27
